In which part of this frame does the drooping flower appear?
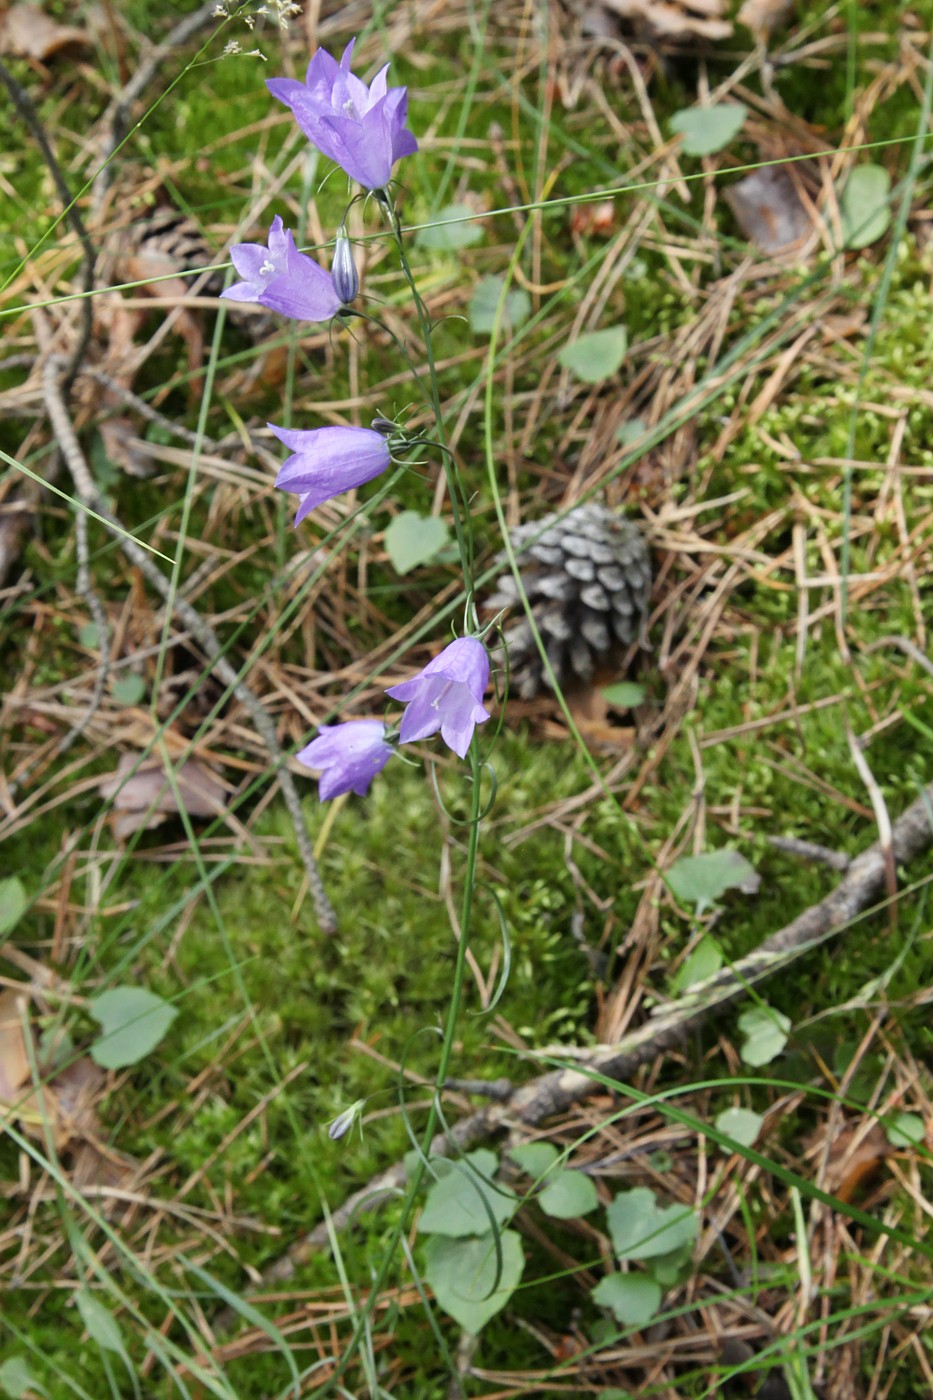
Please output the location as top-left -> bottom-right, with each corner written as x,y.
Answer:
266,38 -> 418,190
331,228 -> 359,306
297,720 -> 394,800
221,215 -> 341,322
386,638 -> 491,759
269,423 -> 392,522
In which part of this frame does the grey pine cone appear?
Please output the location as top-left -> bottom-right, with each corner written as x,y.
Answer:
486,503 -> 651,698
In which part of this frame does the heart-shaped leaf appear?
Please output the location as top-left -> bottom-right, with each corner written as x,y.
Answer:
714,1106 -> 764,1149
419,1149 -> 516,1237
507,1142 -> 559,1178
839,165 -> 891,250
737,1004 -> 791,1067
538,1169 -> 599,1220
88,986 -> 178,1070
417,203 -> 483,251
592,1273 -> 661,1327
468,275 -> 531,335
384,511 -> 450,575
423,1229 -> 524,1333
669,103 -> 747,156
665,849 -> 759,911
558,325 -> 628,383
606,1187 -> 698,1261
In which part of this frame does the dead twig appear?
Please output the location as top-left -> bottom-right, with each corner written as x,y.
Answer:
38,353 -> 337,934
0,58 -> 95,390
242,778 -> 933,1296
91,2 -> 221,220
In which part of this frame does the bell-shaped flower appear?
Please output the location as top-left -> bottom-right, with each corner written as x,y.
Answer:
385,638 -> 491,760
221,215 -> 341,322
297,720 -> 394,800
269,423 -> 392,523
267,38 -> 418,190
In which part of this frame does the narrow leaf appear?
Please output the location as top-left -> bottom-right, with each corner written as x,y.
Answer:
0,877 -> 27,938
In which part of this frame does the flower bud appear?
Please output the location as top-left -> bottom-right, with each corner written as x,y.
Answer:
332,229 -> 359,306
327,1099 -> 366,1140
371,417 -> 397,437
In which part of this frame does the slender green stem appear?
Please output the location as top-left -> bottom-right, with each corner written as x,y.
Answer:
316,194 -> 490,1398
324,744 -> 485,1393
383,194 -> 475,596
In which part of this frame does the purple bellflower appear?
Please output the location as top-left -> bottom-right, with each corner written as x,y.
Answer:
267,39 -> 418,190
269,423 -> 393,523
386,637 -> 491,760
221,215 -> 341,322
297,720 -> 394,800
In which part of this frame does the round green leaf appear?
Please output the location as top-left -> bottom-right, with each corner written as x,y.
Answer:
0,876 -> 27,939
0,1357 -> 45,1399
88,986 -> 178,1070
111,674 -> 147,706
416,203 -> 483,251
558,325 -> 628,383
669,103 -> 747,156
886,1112 -> 926,1148
616,417 -> 648,447
423,1229 -> 524,1334
839,165 -> 891,250
384,511 -> 450,575
606,1187 -> 698,1261
601,682 -> 645,710
737,1004 -> 791,1067
592,1273 -> 661,1327
714,1106 -> 764,1149
468,275 -> 531,335
419,1149 -> 516,1238
538,1168 -> 599,1220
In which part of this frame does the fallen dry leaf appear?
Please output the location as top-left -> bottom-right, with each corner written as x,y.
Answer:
99,753 -> 227,838
597,0 -> 732,40
737,0 -> 795,42
725,165 -> 814,254
98,417 -> 158,480
570,200 -> 617,238
0,3 -> 90,59
818,1120 -> 890,1204
0,987 -> 30,1104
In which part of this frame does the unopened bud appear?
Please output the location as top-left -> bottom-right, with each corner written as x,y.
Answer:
332,229 -> 359,306
327,1099 -> 365,1141
371,417 -> 397,436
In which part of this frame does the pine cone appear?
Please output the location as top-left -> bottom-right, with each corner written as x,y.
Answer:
486,503 -> 651,698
